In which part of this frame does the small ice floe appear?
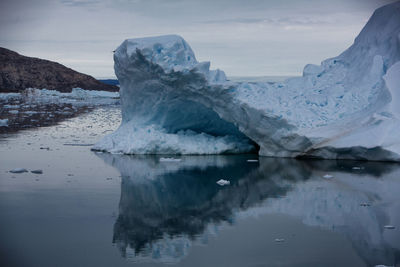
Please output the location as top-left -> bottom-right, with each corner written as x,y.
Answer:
24,111 -> 38,115
247,159 -> 259,162
360,203 -> 371,207
9,168 -> 28,173
384,225 -> 396,230
0,119 -> 8,127
375,265 -> 395,267
31,170 -> 43,174
216,179 -> 230,186
63,143 -> 94,146
159,157 -> 182,162
352,166 -> 362,170
274,238 -> 285,242
3,104 -> 19,109
323,174 -> 333,179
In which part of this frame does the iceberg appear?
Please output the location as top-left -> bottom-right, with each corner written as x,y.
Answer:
94,2 -> 400,161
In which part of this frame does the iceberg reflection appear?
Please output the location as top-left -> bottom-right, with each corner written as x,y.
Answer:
96,153 -> 400,266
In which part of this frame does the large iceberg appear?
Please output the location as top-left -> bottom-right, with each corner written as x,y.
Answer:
94,2 -> 400,161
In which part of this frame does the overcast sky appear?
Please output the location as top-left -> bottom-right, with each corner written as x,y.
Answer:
0,0 -> 396,78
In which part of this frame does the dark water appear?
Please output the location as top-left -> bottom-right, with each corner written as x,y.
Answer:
0,107 -> 399,267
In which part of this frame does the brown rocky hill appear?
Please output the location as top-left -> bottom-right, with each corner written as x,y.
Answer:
0,47 -> 118,93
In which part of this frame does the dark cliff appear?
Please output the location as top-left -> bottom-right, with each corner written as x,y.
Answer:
0,47 -> 119,93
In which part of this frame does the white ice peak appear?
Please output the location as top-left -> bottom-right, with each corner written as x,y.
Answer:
117,34 -> 226,83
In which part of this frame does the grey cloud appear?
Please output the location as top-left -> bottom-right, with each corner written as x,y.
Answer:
201,16 -> 334,26
60,0 -> 101,6
202,18 -> 266,24
1,0 -> 398,78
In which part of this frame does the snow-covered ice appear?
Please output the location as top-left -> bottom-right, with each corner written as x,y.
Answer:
21,88 -> 119,105
94,2 -> 400,161
0,88 -> 119,106
0,93 -> 20,101
0,119 -> 8,127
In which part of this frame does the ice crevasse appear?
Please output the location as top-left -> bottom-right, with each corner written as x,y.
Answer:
93,1 -> 400,161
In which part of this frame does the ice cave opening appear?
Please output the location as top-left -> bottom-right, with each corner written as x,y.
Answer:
145,98 -> 260,154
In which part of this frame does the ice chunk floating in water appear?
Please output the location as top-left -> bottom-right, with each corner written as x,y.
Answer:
216,179 -> 230,186
159,157 -> 182,162
9,168 -> 28,173
0,119 -> 8,127
94,2 -> 400,161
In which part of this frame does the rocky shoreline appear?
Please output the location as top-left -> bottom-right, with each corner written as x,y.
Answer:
0,47 -> 118,93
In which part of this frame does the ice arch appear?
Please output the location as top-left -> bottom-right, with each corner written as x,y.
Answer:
94,2 -> 400,161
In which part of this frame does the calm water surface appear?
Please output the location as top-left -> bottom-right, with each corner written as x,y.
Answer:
0,106 -> 399,267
